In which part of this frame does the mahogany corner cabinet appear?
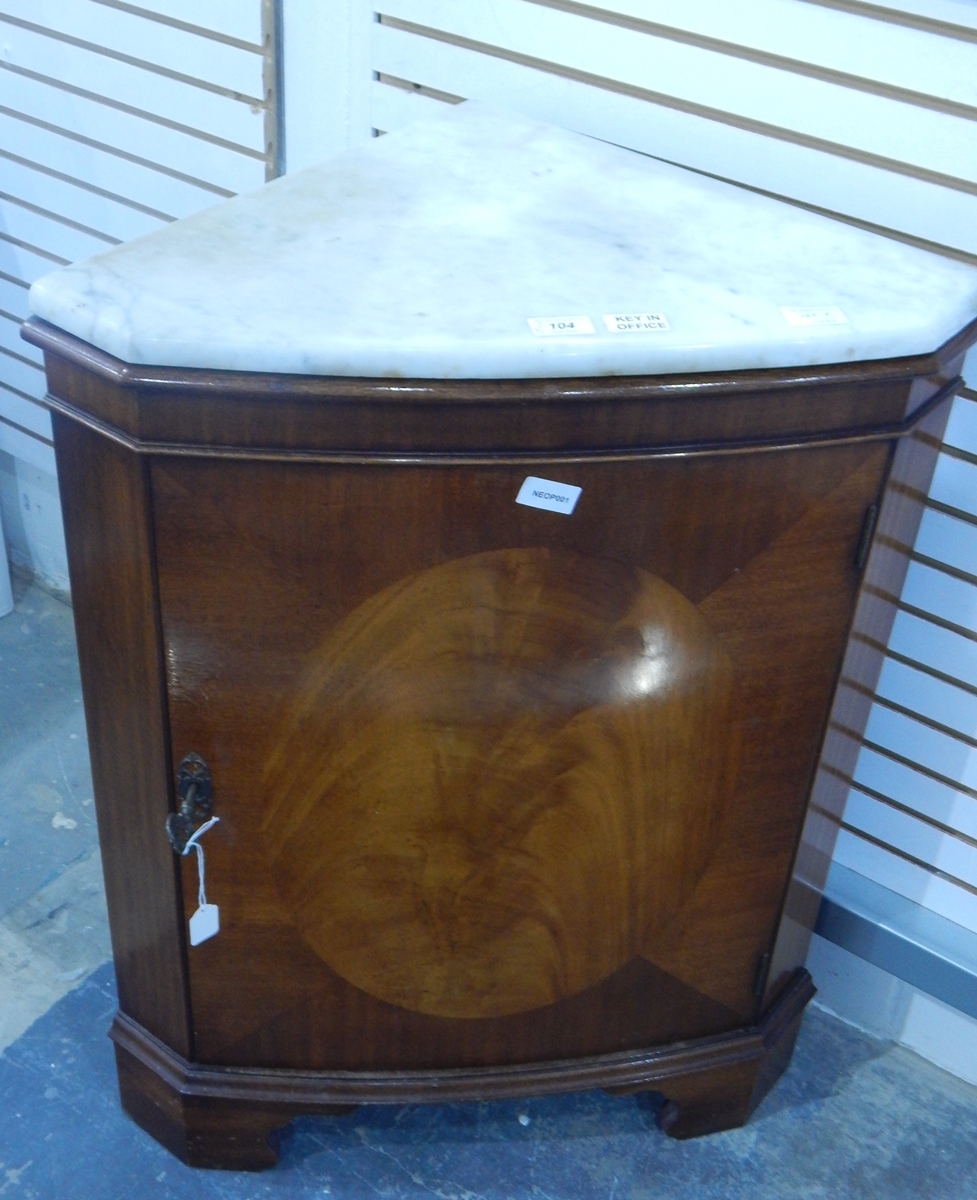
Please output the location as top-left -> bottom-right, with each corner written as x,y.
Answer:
23,314 -> 975,1169
20,104 -> 977,1170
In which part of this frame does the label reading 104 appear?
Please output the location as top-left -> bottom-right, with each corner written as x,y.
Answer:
527,316 -> 596,337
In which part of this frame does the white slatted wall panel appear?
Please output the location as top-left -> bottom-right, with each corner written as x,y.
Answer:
367,0 -> 977,262
0,0 -> 276,477
283,0 -> 977,960
832,397 -> 977,931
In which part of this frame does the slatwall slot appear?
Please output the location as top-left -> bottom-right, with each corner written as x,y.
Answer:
524,0 -> 977,104
0,257 -> 50,446
880,614 -> 977,744
880,617 -> 977,708
370,75 -> 456,133
1,22 -> 266,154
378,0 -> 977,184
0,68 -> 263,177
0,272 -> 30,312
827,0 -> 977,35
0,365 -> 46,413
1,70 -> 265,196
930,451 -> 977,518
901,560 -> 977,633
842,745 -> 977,855
914,509 -> 977,577
844,790 -> 977,886
0,290 -> 29,324
843,789 -> 977,887
854,744 -> 977,830
0,420 -> 54,472
855,737 -> 977,818
818,0 -> 977,35
0,154 -> 167,243
0,315 -> 39,365
887,611 -> 977,692
0,245 -> 69,292
0,196 -> 120,263
853,747 -> 977,841
95,0 -> 264,46
832,827 -> 977,930
0,278 -> 37,331
0,0 -> 275,513
0,350 -> 45,404
0,391 -> 51,442
866,703 -> 976,788
0,350 -> 42,389
370,15 -> 977,256
0,0 -> 265,99
946,394 -> 977,446
0,110 -> 229,219
874,661 -> 977,742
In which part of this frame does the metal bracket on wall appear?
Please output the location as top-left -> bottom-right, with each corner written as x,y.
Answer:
815,863 -> 977,1021
262,0 -> 285,179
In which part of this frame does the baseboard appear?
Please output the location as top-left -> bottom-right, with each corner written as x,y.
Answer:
7,562 -> 70,606
808,934 -> 977,1086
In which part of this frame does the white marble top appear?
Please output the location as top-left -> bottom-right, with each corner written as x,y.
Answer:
29,103 -> 977,379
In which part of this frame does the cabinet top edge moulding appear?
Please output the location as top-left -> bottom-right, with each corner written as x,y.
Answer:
22,103 -> 977,385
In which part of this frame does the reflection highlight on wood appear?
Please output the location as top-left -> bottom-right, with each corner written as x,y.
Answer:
262,547 -> 739,1019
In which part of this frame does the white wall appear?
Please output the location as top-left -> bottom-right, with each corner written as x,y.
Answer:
0,450 -> 67,594
809,934 -> 977,1086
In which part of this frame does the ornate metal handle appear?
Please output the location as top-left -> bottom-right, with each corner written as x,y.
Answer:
166,752 -> 214,854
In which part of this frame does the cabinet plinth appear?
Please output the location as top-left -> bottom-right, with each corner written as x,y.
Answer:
26,315 -> 974,1169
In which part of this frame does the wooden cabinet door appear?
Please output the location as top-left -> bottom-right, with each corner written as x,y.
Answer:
151,442 -> 887,1069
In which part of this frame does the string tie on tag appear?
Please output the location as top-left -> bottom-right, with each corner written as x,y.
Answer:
183,815 -> 220,910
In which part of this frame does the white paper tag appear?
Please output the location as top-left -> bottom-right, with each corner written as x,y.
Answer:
781,306 -> 848,327
189,903 -> 220,946
515,476 -> 582,515
603,312 -> 670,333
527,316 -> 595,337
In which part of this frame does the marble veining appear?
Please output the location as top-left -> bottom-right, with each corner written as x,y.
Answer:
28,103 -> 977,379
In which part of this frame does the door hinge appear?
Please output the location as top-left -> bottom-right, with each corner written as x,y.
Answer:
753,950 -> 772,1000
854,501 -> 880,572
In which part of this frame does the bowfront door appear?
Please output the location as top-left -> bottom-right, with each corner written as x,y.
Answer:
151,442 -> 886,1069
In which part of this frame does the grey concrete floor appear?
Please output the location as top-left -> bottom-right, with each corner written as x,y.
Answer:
1,575 -> 976,1198
0,575 -> 110,1051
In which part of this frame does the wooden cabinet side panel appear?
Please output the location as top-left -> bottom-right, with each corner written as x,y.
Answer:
763,399 -> 953,1004
52,413 -> 191,1057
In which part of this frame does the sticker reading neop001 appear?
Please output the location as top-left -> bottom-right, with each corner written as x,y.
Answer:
515,476 -> 582,515
527,316 -> 595,336
603,313 -> 670,332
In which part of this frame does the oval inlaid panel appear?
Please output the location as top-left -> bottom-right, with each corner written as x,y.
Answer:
261,547 -> 739,1019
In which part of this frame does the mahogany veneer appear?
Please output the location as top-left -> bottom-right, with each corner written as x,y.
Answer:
24,314 -> 977,1169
